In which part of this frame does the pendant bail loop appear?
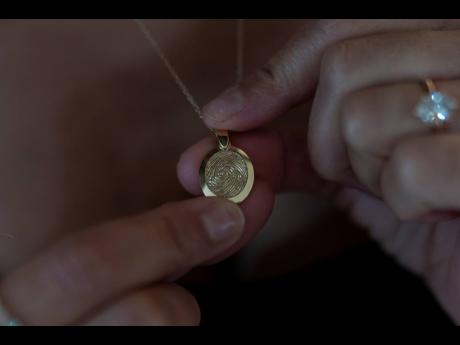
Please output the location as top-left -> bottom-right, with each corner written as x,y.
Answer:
214,129 -> 230,150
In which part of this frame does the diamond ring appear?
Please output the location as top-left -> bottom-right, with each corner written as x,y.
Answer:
415,79 -> 458,128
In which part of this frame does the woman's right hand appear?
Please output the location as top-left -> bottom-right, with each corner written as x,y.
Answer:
0,196 -> 250,325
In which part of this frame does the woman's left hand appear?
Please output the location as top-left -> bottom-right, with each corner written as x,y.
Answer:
305,24 -> 460,323
177,20 -> 460,322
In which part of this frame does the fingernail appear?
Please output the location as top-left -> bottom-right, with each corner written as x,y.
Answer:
201,199 -> 245,244
202,85 -> 246,123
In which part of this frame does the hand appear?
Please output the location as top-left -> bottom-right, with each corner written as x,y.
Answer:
177,19 -> 460,322
0,197 -> 247,325
0,20 -> 293,274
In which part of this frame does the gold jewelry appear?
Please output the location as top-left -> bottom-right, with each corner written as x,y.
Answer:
200,130 -> 254,203
134,20 -> 254,203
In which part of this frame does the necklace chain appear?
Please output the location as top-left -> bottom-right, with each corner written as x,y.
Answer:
134,19 -> 244,130
236,19 -> 244,84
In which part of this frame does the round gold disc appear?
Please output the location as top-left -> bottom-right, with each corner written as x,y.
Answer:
199,146 -> 254,203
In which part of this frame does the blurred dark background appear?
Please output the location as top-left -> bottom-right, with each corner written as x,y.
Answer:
187,241 -> 451,325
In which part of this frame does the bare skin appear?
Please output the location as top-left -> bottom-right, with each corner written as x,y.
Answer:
1,19 -> 329,325
179,19 -> 460,322
0,19 -> 309,272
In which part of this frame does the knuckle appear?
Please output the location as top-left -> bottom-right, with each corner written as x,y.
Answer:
157,204 -> 193,257
340,93 -> 368,151
320,40 -> 355,89
252,59 -> 292,96
382,139 -> 437,221
155,203 -> 210,264
43,234 -> 114,297
254,63 -> 277,87
252,42 -> 308,98
388,141 -> 426,198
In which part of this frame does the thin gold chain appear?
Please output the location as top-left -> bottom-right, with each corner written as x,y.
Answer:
134,19 -> 244,130
236,19 -> 244,84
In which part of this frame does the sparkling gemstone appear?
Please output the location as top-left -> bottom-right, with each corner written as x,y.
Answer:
416,91 -> 458,124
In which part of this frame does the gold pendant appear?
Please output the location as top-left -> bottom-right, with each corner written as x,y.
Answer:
199,130 -> 254,203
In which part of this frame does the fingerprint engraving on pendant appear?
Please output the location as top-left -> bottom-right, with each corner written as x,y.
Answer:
204,150 -> 248,198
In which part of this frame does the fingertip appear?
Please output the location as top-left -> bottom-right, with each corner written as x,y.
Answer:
202,178 -> 275,265
176,149 -> 200,195
176,137 -> 214,195
201,71 -> 294,131
201,85 -> 247,129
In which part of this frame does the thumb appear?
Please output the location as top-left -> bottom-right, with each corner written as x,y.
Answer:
202,29 -> 315,131
201,19 -> 456,131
